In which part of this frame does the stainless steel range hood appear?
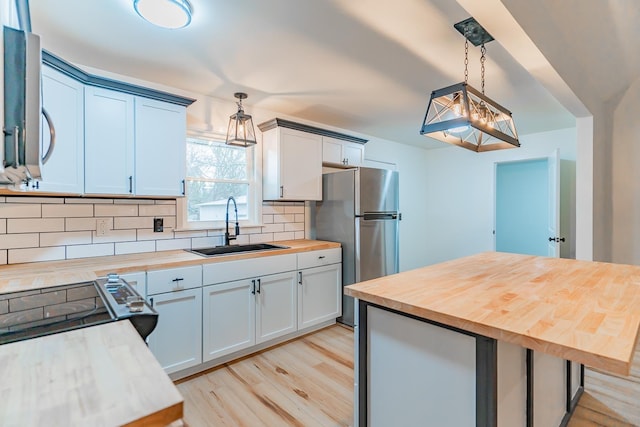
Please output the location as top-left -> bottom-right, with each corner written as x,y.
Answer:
2,25 -> 41,184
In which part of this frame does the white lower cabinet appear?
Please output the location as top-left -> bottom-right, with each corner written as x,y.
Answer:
298,263 -> 342,330
255,271 -> 297,344
202,279 -> 255,362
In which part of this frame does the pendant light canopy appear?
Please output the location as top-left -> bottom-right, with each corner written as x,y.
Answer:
420,18 -> 519,152
226,93 -> 257,148
133,0 -> 193,29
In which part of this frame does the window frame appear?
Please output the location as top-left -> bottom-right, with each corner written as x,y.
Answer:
177,131 -> 262,231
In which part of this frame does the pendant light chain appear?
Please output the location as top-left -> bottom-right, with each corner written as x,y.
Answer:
480,43 -> 486,94
463,36 -> 469,84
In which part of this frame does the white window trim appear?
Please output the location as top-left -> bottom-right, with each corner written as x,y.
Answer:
176,130 -> 263,231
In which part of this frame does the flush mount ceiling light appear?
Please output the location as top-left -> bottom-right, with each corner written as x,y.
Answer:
133,0 -> 193,29
420,17 -> 519,152
226,93 -> 257,148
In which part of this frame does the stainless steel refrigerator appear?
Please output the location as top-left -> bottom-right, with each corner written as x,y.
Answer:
315,167 -> 399,326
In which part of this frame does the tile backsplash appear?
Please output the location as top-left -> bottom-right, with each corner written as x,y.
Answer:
0,197 -> 306,265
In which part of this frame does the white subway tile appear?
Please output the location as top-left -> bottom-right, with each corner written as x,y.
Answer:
262,223 -> 284,233
174,230 -> 207,238
262,205 -> 285,215
92,229 -> 137,243
64,198 -> 113,204
42,204 -> 93,218
192,236 -> 222,248
156,238 -> 191,251
235,234 -> 250,245
249,233 -> 274,244
95,204 -> 138,217
9,246 -> 65,263
273,202 -> 288,206
7,218 -> 65,233
139,205 -> 176,216
284,205 -> 304,214
0,204 -> 41,218
115,240 -> 155,255
137,229 -> 174,241
0,250 -> 7,265
0,197 -> 5,203
262,201 -> 273,206
0,233 -> 38,249
65,217 -> 100,232
273,214 -> 295,223
162,216 -> 176,229
294,231 -> 305,240
66,243 -> 114,259
114,217 -> 153,230
242,226 -> 262,234
294,213 -> 305,223
6,196 -> 64,204
0,219 -> 6,234
294,202 -> 305,207
284,223 -> 304,232
273,232 -> 295,241
114,198 -> 155,205
40,231 -> 92,247
262,214 -> 274,224
155,199 -> 177,205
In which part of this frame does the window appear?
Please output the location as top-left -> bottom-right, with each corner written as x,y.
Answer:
180,135 -> 260,229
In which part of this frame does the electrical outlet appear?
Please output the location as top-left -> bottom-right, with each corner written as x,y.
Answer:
96,219 -> 109,237
153,218 -> 164,232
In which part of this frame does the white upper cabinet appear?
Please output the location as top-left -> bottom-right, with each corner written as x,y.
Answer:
322,136 -> 364,167
84,88 -> 186,196
84,87 -> 135,195
262,127 -> 322,201
135,98 -> 186,197
37,65 -> 84,193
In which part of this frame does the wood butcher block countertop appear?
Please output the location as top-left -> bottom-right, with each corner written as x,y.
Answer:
0,239 -> 340,294
0,321 -> 183,426
345,252 -> 640,376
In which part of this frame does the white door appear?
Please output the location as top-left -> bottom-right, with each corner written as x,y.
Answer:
202,280 -> 255,362
255,272 -> 297,344
298,264 -> 342,330
38,66 -> 84,193
84,87 -> 134,195
147,287 -> 202,374
495,150 -> 560,257
135,98 -> 186,196
322,136 -> 344,164
280,128 -> 322,200
343,142 -> 364,167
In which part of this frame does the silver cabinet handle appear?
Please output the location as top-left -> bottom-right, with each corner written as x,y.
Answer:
280,185 -> 284,198
41,108 -> 56,165
12,126 -> 20,167
181,179 -> 185,195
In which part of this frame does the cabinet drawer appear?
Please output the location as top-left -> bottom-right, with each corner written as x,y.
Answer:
297,248 -> 342,270
203,254 -> 297,285
147,265 -> 202,295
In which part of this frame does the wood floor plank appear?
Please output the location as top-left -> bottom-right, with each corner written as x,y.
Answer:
178,324 -> 637,427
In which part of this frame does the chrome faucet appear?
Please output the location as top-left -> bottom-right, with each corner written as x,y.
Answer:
225,196 -> 240,246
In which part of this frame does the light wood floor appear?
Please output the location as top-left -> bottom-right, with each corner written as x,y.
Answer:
177,325 -> 639,427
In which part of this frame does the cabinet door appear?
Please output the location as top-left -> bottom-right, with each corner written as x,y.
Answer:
85,87 -> 135,195
322,137 -> 343,165
202,280 -> 255,362
298,264 -> 342,330
37,66 -> 85,193
343,142 -> 364,167
135,98 -> 186,196
147,287 -> 202,374
280,128 -> 322,200
255,271 -> 297,344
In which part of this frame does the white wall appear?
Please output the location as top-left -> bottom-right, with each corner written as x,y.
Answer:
419,127 -> 576,266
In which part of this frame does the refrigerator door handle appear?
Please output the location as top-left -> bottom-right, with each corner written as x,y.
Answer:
360,212 -> 398,220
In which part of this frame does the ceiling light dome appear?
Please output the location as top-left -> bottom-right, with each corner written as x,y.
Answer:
134,0 -> 193,29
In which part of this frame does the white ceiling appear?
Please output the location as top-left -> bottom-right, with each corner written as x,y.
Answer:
29,0 -> 596,148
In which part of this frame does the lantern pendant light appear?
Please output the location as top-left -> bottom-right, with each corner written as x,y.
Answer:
226,92 -> 257,148
420,17 -> 519,152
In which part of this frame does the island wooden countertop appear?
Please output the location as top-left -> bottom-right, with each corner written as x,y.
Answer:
0,239 -> 340,294
0,321 -> 183,426
345,252 -> 640,376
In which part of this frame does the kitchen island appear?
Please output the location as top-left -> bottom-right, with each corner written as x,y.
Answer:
0,321 -> 183,426
345,252 -> 640,427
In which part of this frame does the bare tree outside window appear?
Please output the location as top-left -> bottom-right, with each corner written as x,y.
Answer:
186,137 -> 252,222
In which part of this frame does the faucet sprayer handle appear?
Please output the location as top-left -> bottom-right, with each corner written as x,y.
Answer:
235,222 -> 240,236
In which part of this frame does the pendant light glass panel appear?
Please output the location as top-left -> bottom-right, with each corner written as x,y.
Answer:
226,110 -> 257,147
420,82 -> 519,152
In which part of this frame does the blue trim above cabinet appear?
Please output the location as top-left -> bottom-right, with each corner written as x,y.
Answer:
42,50 -> 196,107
